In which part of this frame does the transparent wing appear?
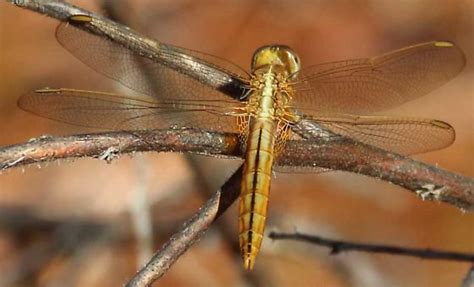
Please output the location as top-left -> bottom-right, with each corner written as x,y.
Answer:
291,41 -> 465,114
18,88 -> 242,132
55,17 -> 250,104
301,114 -> 455,155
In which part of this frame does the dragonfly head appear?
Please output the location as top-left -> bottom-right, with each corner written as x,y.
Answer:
251,45 -> 301,77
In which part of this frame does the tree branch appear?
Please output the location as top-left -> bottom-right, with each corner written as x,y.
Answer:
1,129 -> 472,210
0,129 -> 241,167
268,231 -> 474,262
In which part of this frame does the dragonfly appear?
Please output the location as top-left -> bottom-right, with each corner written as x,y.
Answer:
18,15 -> 466,270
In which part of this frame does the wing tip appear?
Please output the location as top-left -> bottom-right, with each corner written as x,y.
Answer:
430,119 -> 454,130
433,41 -> 455,48
17,88 -> 57,112
429,119 -> 456,151
431,40 -> 466,78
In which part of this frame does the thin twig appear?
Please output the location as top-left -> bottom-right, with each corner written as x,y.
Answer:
268,231 -> 474,262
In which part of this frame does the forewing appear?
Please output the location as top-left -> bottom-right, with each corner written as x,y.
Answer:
55,16 -> 250,103
301,114 -> 455,155
18,88 -> 241,133
291,41 -> 465,114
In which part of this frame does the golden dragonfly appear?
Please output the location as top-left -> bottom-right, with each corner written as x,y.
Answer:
18,15 -> 465,270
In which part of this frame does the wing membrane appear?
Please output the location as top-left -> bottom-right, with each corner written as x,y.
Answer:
26,18 -> 463,157
55,18 -> 250,103
301,114 -> 455,154
18,88 -> 241,132
291,41 -> 465,114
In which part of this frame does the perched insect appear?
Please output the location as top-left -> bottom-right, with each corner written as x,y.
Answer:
19,15 -> 465,269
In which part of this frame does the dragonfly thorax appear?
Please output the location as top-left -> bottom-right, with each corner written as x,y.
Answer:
251,45 -> 301,77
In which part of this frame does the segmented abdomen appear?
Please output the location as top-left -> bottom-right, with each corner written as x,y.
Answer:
239,118 -> 277,270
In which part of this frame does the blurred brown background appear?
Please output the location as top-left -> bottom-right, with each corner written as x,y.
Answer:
0,0 -> 473,286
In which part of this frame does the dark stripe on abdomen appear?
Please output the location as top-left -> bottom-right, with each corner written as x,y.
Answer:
239,119 -> 277,270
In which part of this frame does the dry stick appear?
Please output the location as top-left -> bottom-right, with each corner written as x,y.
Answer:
268,232 -> 474,262
1,129 -> 472,210
0,130 -> 241,167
